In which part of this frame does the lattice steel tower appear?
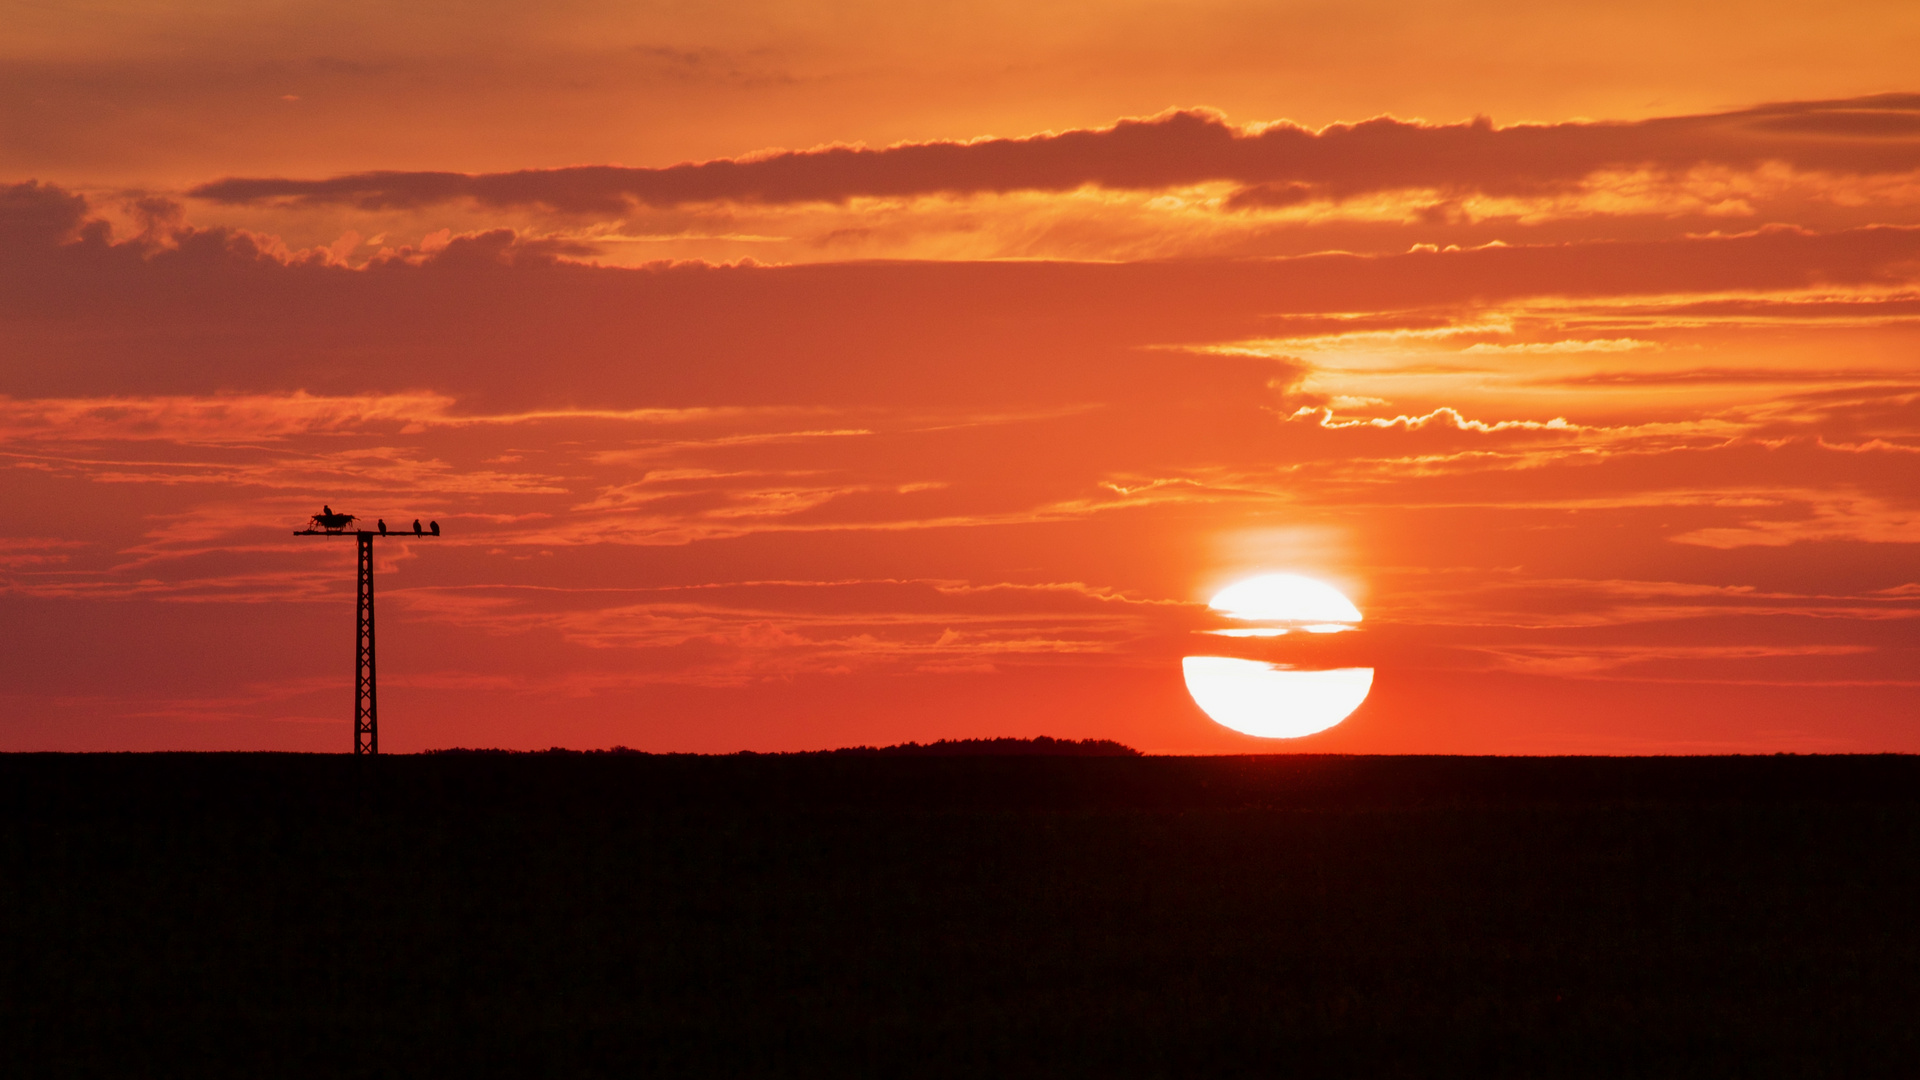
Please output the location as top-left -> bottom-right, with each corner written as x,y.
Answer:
297,508 -> 441,754
354,532 -> 377,754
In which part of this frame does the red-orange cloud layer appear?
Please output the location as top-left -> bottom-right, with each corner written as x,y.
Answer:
4,88 -> 1920,754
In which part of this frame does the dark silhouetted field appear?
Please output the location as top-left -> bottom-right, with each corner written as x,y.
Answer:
2,750 -> 1917,1078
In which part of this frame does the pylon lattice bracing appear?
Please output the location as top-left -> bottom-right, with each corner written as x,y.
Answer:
355,532 -> 377,755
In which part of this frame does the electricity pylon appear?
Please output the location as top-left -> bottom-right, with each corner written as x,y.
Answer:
296,509 -> 442,754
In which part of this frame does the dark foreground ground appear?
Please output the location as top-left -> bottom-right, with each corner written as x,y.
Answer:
2,751 -> 1918,1078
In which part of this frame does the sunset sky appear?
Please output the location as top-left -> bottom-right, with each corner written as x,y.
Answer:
4,0 -> 1918,753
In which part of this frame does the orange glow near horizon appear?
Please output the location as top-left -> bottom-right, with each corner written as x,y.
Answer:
3,3 -> 1919,754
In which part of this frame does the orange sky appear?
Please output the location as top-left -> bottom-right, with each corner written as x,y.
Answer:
3,1 -> 1918,752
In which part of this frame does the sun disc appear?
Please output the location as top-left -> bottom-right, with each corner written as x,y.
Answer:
1182,656 -> 1374,738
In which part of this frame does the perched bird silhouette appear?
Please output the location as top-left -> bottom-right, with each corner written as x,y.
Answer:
378,519 -> 387,535
429,521 -> 440,536
412,519 -> 423,536
324,505 -> 333,515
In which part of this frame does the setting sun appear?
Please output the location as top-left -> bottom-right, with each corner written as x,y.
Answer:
1185,575 -> 1374,737
1181,657 -> 1376,739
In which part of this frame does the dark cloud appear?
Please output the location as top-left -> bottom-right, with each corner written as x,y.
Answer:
187,94 -> 1920,214
0,181 -> 99,247
6,182 -> 1920,418
413,228 -> 599,267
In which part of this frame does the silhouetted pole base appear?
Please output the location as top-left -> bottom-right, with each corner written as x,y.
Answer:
355,532 -> 377,755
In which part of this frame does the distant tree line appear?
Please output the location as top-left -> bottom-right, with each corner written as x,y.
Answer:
822,736 -> 1141,757
423,736 -> 1142,758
